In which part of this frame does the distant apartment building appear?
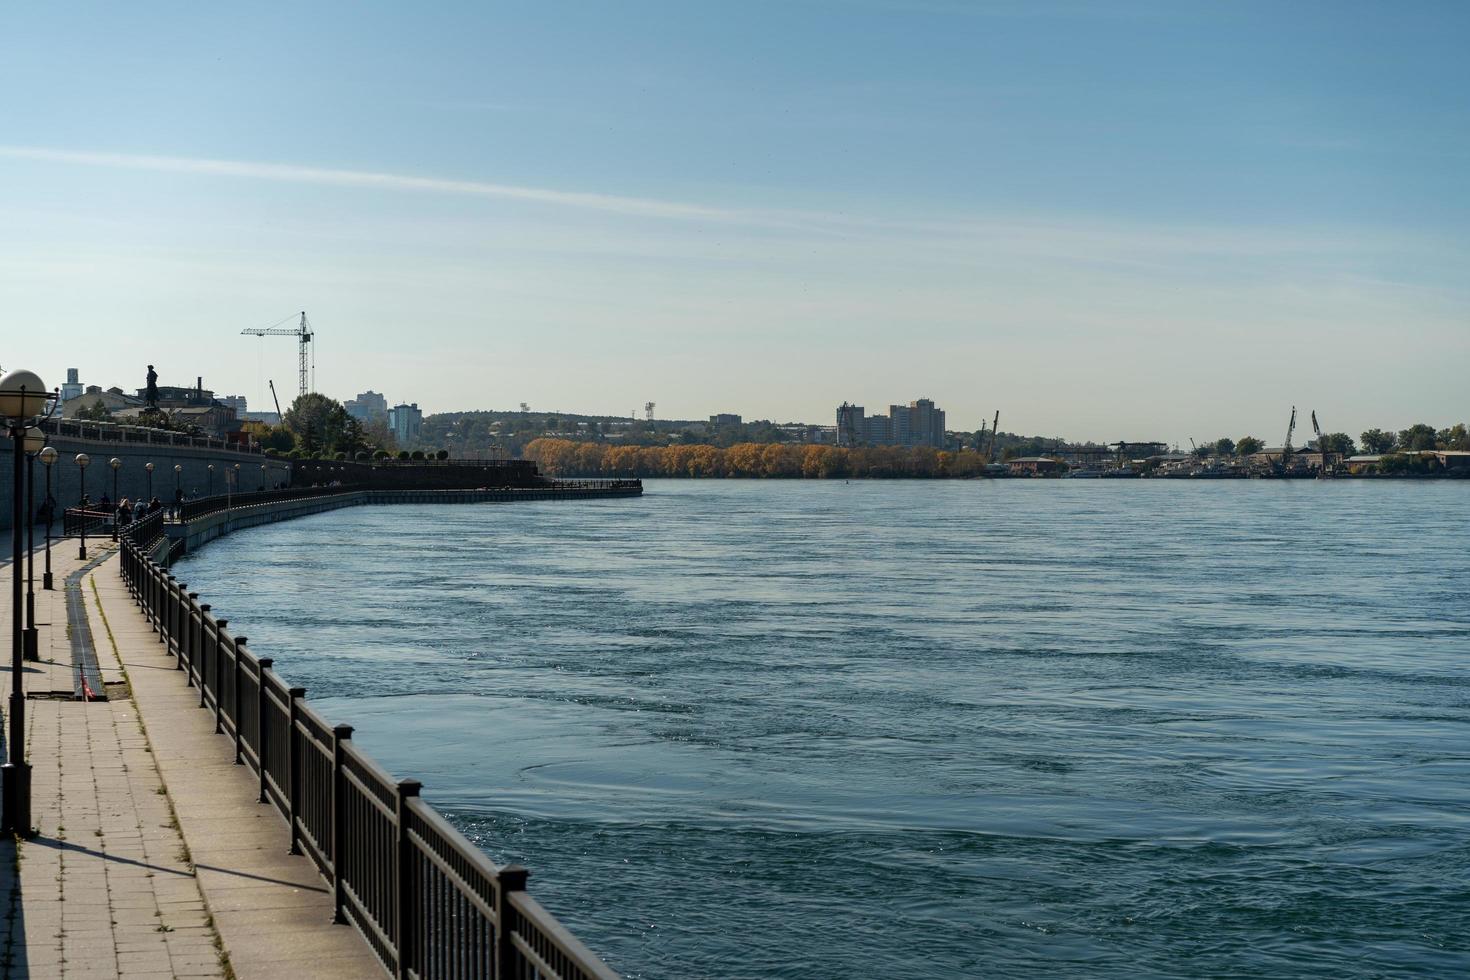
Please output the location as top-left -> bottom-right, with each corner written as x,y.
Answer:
709,413 -> 742,426
388,402 -> 423,444
218,394 -> 248,414
346,390 -> 389,421
61,368 -> 84,403
836,398 -> 947,448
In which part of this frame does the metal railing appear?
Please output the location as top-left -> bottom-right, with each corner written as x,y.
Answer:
544,480 -> 643,492
63,506 -> 114,537
118,520 -> 619,980
177,486 -> 349,523
41,417 -> 266,455
355,458 -> 529,468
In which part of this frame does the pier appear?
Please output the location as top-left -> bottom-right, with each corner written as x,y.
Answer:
3,486 -> 635,977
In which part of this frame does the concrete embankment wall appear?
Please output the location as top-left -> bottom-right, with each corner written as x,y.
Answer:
0,433 -> 291,532
164,487 -> 641,560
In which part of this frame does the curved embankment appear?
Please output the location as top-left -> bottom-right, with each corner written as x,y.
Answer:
120,484 -> 635,978
146,484 -> 643,563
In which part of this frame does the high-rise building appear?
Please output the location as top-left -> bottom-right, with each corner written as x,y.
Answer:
346,390 -> 389,421
218,394 -> 248,414
836,397 -> 947,448
908,398 -> 945,449
388,402 -> 423,444
709,413 -> 742,426
837,403 -> 865,445
61,368 -> 84,403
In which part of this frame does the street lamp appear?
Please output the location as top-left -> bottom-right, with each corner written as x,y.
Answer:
174,463 -> 182,502
75,454 -> 90,559
260,463 -> 267,491
39,446 -> 57,590
145,461 -> 154,500
1,366 -> 56,837
207,463 -> 214,496
110,458 -> 122,540
21,428 -> 44,662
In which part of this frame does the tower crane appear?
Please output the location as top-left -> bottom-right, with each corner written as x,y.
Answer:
1282,405 -> 1297,474
242,312 -> 314,398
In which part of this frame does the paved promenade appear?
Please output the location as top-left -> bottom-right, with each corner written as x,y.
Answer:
1,539 -> 384,978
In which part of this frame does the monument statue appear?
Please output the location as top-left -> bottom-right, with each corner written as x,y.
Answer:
145,365 -> 159,408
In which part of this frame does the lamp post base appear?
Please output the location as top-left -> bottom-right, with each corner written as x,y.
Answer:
78,543 -> 87,560
23,627 -> 38,662
43,572 -> 53,591
1,761 -> 33,838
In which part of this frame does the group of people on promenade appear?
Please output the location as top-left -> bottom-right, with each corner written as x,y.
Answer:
78,491 -> 177,526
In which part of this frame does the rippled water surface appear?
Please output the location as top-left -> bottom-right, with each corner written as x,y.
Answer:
173,480 -> 1470,978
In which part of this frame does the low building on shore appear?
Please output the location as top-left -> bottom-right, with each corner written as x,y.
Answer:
1007,456 -> 1067,476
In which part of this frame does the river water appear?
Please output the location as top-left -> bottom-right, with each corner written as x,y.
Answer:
171,480 -> 1470,978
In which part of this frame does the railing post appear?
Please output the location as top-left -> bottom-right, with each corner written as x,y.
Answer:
162,574 -> 175,643
212,619 -> 227,730
196,605 -> 212,699
331,723 -> 354,924
496,865 -> 529,979
286,687 -> 305,855
232,637 -> 247,764
182,593 -> 198,672
395,779 -> 422,980
256,659 -> 273,801
172,581 -> 186,658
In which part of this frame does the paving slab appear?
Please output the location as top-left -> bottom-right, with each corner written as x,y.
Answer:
0,540 -> 385,978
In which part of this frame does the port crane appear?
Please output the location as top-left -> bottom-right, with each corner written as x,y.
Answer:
242,312 -> 314,398
1311,410 -> 1333,476
986,411 -> 1000,462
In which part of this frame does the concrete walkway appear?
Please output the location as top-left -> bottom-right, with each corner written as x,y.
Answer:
0,540 -> 385,979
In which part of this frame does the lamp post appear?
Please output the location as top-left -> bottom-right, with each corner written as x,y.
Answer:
21,428 -> 44,662
145,461 -> 154,500
1,367 -> 55,837
39,446 -> 57,590
207,463 -> 214,496
260,463 -> 267,491
75,453 -> 90,560
110,457 -> 121,540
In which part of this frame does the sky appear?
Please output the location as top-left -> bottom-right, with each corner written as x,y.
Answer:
2,0 -> 1467,444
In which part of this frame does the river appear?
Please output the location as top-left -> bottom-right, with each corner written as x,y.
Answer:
171,479 -> 1470,978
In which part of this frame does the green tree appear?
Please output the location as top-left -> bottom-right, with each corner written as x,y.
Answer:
1398,423 -> 1439,451
1360,428 -> 1396,453
283,393 -> 366,457
1439,423 -> 1470,451
1214,437 -> 1235,456
261,424 -> 295,453
75,398 -> 111,421
1316,432 -> 1356,455
1235,436 -> 1264,456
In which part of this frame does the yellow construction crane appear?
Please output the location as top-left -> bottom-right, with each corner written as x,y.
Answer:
242,312 -> 314,398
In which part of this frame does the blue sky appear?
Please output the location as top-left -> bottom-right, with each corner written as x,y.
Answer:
2,1 -> 1467,442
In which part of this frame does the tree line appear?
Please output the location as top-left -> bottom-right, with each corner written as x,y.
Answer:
525,439 -> 1009,478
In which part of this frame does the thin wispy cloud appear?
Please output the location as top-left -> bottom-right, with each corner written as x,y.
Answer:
0,145 -> 755,224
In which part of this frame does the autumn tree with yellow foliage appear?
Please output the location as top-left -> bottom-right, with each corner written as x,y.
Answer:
524,439 -> 994,479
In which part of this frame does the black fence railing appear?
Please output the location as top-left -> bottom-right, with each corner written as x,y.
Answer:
357,458 -> 528,468
118,523 -> 619,980
177,486 -> 350,523
545,479 -> 644,492
63,506 -> 113,537
41,417 -> 266,455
